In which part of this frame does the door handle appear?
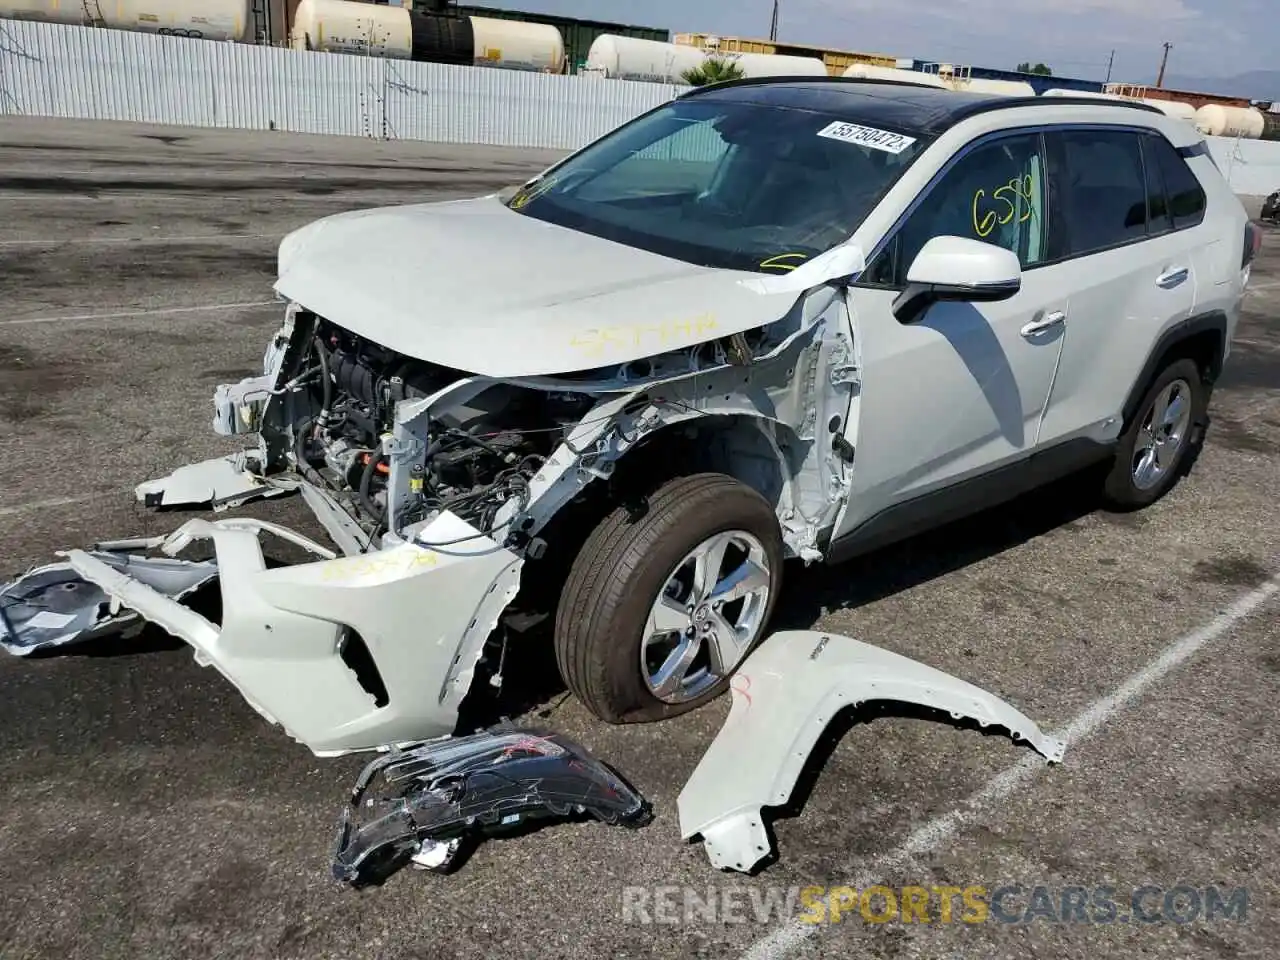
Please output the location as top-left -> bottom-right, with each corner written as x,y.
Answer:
1020,311 -> 1066,338
1157,266 -> 1189,289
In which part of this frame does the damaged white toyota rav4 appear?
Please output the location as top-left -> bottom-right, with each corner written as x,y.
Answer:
22,78 -> 1257,758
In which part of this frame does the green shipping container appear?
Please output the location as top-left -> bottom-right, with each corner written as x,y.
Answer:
454,4 -> 669,73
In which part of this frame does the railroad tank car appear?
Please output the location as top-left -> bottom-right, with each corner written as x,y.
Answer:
1194,103 -> 1279,140
950,77 -> 1037,97
469,15 -> 564,71
1142,99 -> 1197,122
842,63 -> 949,88
0,0 -> 251,42
583,35 -> 704,81
584,34 -> 825,83
290,0 -> 565,72
729,51 -> 827,78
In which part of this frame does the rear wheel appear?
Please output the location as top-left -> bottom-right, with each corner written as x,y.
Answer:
553,473 -> 784,724
1103,358 -> 1208,509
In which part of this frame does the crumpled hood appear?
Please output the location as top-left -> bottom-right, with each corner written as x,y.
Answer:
273,195 -> 799,377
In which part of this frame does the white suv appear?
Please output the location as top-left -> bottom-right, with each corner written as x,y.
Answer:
57,78 -> 1259,755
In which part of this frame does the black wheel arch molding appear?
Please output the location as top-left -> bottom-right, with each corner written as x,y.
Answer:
1120,309 -> 1228,428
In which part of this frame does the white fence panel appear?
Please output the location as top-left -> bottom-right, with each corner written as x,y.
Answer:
1208,136 -> 1280,198
0,19 -> 689,150
6,18 -> 1280,190
382,60 -> 681,149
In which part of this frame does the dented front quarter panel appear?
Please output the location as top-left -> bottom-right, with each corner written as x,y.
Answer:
677,630 -> 1066,873
65,512 -> 522,756
501,285 -> 858,560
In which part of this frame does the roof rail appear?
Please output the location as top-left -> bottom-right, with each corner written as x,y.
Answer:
676,74 -> 950,98
676,74 -> 1169,117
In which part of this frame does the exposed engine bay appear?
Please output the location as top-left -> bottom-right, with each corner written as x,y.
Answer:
5,281 -> 864,752
275,314 -> 598,542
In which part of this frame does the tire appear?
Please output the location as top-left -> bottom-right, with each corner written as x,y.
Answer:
554,473 -> 785,725
1102,357 -> 1208,510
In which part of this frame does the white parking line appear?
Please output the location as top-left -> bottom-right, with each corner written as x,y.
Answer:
741,569 -> 1280,960
1,300 -> 278,327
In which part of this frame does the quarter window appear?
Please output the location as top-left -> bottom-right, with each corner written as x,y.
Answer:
1055,129 -> 1148,256
861,132 -> 1048,287
1148,134 -> 1207,229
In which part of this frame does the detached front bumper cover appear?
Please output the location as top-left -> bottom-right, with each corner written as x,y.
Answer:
61,511 -> 523,756
677,630 -> 1067,873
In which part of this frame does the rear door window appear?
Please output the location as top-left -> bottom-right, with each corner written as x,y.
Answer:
1053,128 -> 1149,256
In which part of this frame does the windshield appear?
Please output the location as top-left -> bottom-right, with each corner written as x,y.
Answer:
505,97 -> 931,274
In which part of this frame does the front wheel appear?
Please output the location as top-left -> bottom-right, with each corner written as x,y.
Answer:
553,473 -> 784,725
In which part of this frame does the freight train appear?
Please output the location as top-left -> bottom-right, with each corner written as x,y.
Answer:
0,0 -> 256,41
0,0 -> 572,72
289,0 -> 565,71
583,35 -> 826,83
2,0 -> 1276,139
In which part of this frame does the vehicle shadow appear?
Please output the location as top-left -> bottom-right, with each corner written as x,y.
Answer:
770,467 -> 1107,630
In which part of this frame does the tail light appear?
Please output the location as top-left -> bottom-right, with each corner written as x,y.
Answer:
1243,222 -> 1262,269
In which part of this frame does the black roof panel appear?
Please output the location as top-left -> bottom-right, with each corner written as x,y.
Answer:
682,77 -> 1164,137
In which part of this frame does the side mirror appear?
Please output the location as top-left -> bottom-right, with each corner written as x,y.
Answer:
892,236 -> 1023,324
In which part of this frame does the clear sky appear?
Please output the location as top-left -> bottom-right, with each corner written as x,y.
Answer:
470,0 -> 1269,83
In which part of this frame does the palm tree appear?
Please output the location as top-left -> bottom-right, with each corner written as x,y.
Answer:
681,57 -> 746,87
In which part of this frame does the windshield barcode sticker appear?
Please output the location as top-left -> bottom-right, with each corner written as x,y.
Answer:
817,121 -> 917,154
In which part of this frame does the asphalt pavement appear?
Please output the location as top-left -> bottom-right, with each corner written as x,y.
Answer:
1,117 -> 1277,960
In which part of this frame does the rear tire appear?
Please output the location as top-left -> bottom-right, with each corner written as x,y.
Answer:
1102,358 -> 1208,510
553,473 -> 784,725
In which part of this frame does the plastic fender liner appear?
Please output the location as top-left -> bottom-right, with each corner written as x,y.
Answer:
0,552 -> 218,656
677,631 -> 1066,873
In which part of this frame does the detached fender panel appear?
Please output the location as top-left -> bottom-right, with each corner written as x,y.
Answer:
677,630 -> 1066,873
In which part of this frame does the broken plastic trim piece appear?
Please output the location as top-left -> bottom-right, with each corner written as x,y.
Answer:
0,551 -> 218,656
677,630 -> 1067,873
738,241 -> 866,295
332,726 -> 653,886
135,451 -> 287,512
